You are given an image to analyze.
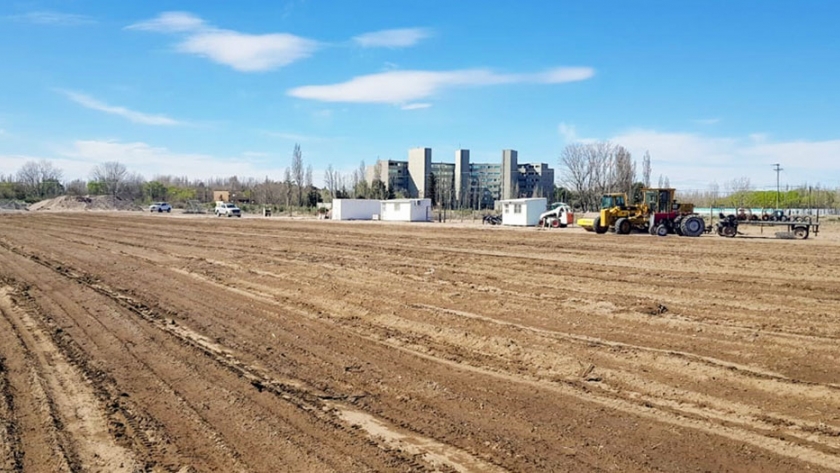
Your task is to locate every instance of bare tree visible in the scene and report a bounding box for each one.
[91,161,128,203]
[283,167,293,215]
[559,143,590,209]
[724,176,751,207]
[642,151,651,188]
[291,144,304,207]
[16,160,63,199]
[611,145,635,198]
[66,179,87,196]
[324,164,336,199]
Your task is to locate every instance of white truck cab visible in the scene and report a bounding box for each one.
[215,201,242,217]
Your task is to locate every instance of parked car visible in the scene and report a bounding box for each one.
[149,202,172,213]
[215,201,242,217]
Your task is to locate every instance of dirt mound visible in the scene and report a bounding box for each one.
[28,195,142,212]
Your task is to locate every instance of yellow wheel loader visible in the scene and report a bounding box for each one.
[578,188,705,237]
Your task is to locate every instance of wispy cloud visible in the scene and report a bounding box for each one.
[59,90,184,126]
[693,118,721,125]
[353,28,432,48]
[6,11,95,26]
[288,67,594,104]
[125,11,204,32]
[127,11,318,72]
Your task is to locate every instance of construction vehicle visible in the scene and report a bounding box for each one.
[578,188,705,237]
[538,202,574,228]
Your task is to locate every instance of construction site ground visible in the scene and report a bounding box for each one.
[1,212,839,472]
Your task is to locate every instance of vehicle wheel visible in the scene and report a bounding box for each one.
[615,217,631,235]
[158,208,163,212]
[593,217,608,234]
[538,218,545,227]
[167,209,171,213]
[793,226,809,240]
[551,218,561,228]
[237,214,242,218]
[762,214,769,221]
[722,225,737,238]
[680,215,705,237]
[655,224,669,237]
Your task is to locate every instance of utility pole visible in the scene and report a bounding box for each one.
[772,163,783,208]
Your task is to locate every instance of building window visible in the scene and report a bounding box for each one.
[514,204,522,214]
[504,204,510,213]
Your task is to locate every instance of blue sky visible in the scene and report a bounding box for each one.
[1,0,839,190]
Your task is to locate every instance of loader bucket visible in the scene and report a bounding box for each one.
[577,218,595,231]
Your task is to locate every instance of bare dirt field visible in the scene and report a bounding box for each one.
[1,212,839,472]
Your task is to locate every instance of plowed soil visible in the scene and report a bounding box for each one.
[1,212,839,472]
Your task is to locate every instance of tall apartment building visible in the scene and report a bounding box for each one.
[407,147,432,199]
[366,147,555,208]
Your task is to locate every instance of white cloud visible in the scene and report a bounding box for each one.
[353,28,432,48]
[178,31,317,72]
[125,11,205,32]
[59,90,184,126]
[127,11,318,72]
[401,103,431,110]
[7,11,95,26]
[607,128,840,189]
[288,67,595,104]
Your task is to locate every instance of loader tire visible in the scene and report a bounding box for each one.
[593,217,608,234]
[615,217,631,235]
[680,216,705,237]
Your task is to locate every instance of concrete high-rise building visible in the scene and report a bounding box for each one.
[517,162,555,198]
[408,147,432,199]
[501,149,519,200]
[366,159,409,195]
[364,146,554,209]
[454,149,470,206]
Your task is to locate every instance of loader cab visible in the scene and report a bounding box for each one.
[600,194,626,210]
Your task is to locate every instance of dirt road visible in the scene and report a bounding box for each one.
[1,212,839,472]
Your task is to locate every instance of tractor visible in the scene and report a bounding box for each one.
[578,188,705,237]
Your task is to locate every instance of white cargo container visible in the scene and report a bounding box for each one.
[380,199,431,222]
[331,199,381,221]
[498,198,547,226]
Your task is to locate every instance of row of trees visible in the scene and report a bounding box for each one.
[680,178,838,209]
[1,145,390,210]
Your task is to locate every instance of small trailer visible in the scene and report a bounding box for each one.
[715,214,820,239]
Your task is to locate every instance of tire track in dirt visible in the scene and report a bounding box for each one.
[0,352,24,472]
[0,284,138,472]
[0,238,508,473]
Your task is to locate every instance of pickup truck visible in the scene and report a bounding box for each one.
[214,201,242,217]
